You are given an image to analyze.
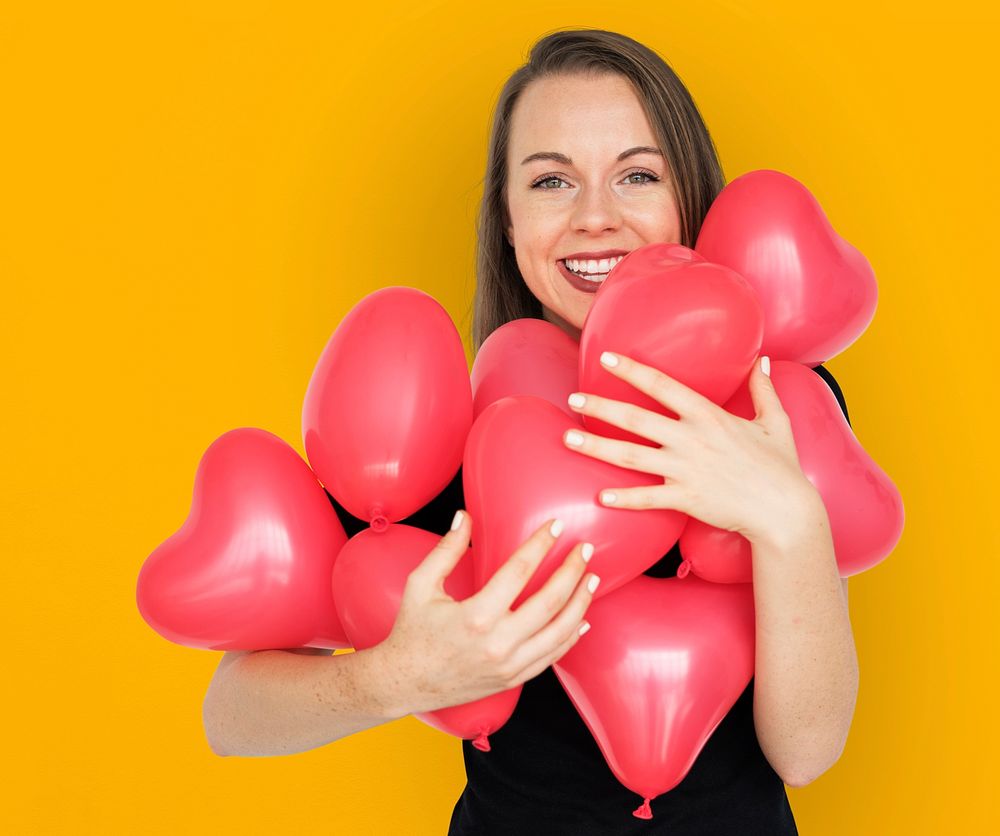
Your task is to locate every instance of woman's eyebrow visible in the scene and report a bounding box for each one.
[520,146,663,165]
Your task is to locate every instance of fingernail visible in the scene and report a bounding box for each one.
[761,355,770,377]
[565,430,584,447]
[581,542,594,563]
[600,351,619,367]
[600,491,617,505]
[450,510,464,531]
[578,621,591,636]
[587,575,601,594]
[549,518,564,538]
[567,392,587,409]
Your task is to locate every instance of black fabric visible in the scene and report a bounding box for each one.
[326,363,850,834]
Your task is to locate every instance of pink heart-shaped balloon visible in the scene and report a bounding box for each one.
[302,286,473,528]
[136,428,352,651]
[332,524,520,749]
[554,574,756,819]
[579,242,764,446]
[463,395,687,610]
[695,169,878,366]
[679,361,905,581]
[471,317,582,422]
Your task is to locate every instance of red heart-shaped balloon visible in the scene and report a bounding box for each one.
[679,361,905,581]
[302,286,473,528]
[471,317,582,423]
[579,242,764,446]
[136,428,352,651]
[463,395,686,610]
[695,169,878,366]
[554,574,756,819]
[553,575,755,818]
[333,524,520,750]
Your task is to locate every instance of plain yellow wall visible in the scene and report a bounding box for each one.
[3,2,996,833]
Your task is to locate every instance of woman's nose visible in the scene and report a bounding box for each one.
[570,186,622,233]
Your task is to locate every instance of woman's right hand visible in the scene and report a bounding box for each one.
[372,510,599,716]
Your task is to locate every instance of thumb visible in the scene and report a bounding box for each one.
[748,355,781,423]
[410,509,471,596]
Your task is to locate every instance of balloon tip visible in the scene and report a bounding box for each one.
[369,505,389,532]
[633,797,653,819]
[472,732,491,752]
[677,560,691,579]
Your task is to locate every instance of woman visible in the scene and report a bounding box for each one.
[203,28,858,835]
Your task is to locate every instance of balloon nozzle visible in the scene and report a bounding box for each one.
[369,505,389,532]
[633,797,653,819]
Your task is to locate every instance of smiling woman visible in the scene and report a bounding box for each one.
[449,27,858,836]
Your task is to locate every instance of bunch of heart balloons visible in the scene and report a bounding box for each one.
[136,169,904,820]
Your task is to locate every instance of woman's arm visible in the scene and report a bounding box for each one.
[202,645,407,757]
[749,488,859,787]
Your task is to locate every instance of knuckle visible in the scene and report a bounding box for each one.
[464,609,491,635]
[651,376,672,403]
[622,409,643,434]
[496,658,519,682]
[541,589,564,616]
[485,639,513,676]
[483,640,509,664]
[509,553,536,583]
[620,445,640,468]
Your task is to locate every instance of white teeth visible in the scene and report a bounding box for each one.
[565,254,624,274]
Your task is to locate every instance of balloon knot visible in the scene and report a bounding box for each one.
[472,732,491,752]
[633,797,653,819]
[369,505,389,532]
[677,560,691,579]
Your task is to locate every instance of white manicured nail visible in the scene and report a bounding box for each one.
[549,518,564,538]
[568,392,587,409]
[587,575,601,594]
[581,542,594,562]
[600,351,619,367]
[450,510,464,531]
[761,355,771,377]
[565,430,584,447]
[578,621,591,636]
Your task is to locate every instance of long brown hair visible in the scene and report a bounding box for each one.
[470,28,727,354]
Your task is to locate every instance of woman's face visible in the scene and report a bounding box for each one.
[505,72,683,341]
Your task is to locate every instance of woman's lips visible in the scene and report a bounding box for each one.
[556,259,608,294]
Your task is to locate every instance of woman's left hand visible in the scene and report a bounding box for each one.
[563,351,819,545]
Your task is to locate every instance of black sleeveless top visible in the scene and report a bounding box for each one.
[327,364,850,835]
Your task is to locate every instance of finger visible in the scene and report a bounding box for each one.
[567,392,683,448]
[465,517,563,617]
[599,350,713,422]
[597,482,687,511]
[506,568,598,676]
[748,355,785,424]
[408,508,471,598]
[598,482,688,512]
[563,425,669,476]
[501,541,593,643]
[511,614,590,686]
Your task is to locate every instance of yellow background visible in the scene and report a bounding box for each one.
[3,1,996,833]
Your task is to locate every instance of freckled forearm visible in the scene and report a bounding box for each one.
[749,490,859,785]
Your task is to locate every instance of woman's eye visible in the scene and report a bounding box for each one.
[531,175,568,190]
[626,170,660,185]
